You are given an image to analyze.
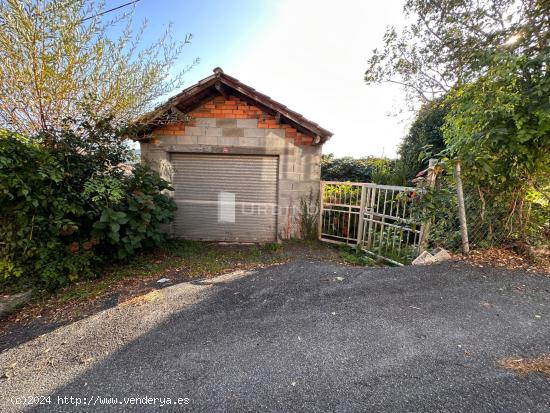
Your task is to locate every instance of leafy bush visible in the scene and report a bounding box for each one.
[0,120,175,291]
[91,165,176,259]
[321,154,409,186]
[397,98,448,182]
[0,134,91,288]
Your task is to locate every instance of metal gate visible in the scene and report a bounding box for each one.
[319,181,424,265]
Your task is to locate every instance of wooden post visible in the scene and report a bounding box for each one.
[419,159,438,252]
[453,161,470,255]
[356,185,367,248]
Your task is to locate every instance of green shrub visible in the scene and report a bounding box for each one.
[91,164,176,259]
[0,120,175,291]
[0,134,91,286]
[321,154,409,186]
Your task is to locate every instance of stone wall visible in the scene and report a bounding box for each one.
[140,95,322,239]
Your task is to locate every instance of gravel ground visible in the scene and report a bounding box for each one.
[1,260,550,412]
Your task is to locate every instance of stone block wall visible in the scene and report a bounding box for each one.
[140,95,323,239]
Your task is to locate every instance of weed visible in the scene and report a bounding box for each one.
[299,191,319,240]
[264,242,283,252]
[339,247,377,266]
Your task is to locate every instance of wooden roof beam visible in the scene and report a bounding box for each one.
[215,81,229,99]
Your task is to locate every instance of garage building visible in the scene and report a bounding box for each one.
[135,68,333,242]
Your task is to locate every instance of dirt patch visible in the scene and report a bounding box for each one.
[463,247,550,275]
[119,290,162,306]
[499,354,550,380]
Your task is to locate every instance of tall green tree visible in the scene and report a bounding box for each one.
[0,0,198,134]
[397,98,448,180]
[365,0,548,102]
[366,0,549,243]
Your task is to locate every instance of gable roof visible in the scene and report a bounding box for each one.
[134,68,333,143]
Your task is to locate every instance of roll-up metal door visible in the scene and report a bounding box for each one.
[170,153,278,242]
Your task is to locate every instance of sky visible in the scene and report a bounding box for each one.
[119,0,410,158]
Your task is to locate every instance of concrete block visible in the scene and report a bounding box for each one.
[204,127,222,137]
[281,171,302,181]
[159,136,177,145]
[222,127,244,137]
[278,180,294,193]
[177,136,198,145]
[239,137,264,147]
[265,136,286,148]
[412,251,436,265]
[198,136,218,145]
[194,118,217,127]
[218,136,239,146]
[266,128,285,138]
[244,128,266,138]
[433,248,453,262]
[185,126,205,136]
[216,118,237,128]
[236,118,258,128]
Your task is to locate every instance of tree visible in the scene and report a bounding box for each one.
[321,154,406,185]
[397,97,448,181]
[0,0,198,134]
[366,0,550,244]
[365,0,549,104]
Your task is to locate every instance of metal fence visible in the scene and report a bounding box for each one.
[319,181,424,265]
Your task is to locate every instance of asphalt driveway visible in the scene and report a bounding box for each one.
[1,260,550,412]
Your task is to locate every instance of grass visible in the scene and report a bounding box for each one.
[337,245,383,266]
[1,239,381,326]
[55,240,287,304]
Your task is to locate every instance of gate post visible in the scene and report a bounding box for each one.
[366,186,376,249]
[318,181,325,240]
[356,185,367,248]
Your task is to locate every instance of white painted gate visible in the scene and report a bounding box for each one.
[319,181,424,265]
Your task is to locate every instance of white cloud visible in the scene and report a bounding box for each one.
[234,0,410,158]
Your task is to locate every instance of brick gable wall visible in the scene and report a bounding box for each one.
[152,95,314,146]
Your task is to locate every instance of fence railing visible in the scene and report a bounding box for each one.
[319,181,424,265]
